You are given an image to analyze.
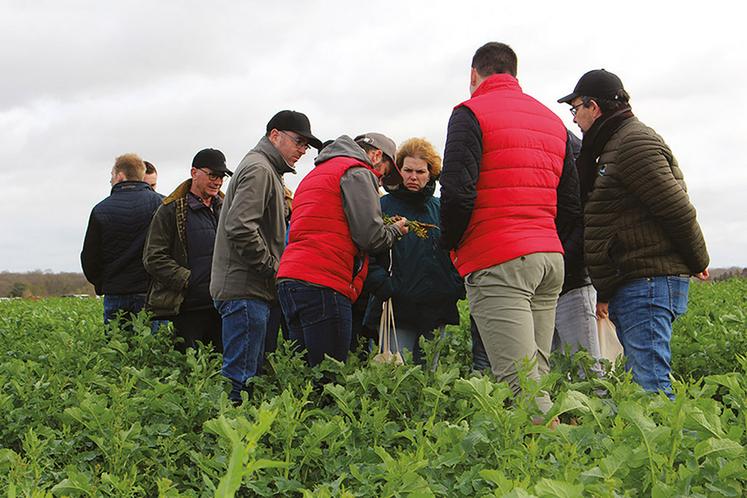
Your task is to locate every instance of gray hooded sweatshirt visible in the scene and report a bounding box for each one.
[315,135,401,256]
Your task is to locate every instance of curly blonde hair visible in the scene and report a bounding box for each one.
[395,137,442,179]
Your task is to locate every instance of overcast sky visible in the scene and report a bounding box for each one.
[2,0,745,272]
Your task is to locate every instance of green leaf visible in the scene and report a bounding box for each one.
[51,470,94,496]
[533,478,583,498]
[686,405,725,438]
[694,437,743,461]
[502,489,537,498]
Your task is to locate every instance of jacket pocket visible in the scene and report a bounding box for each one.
[146,280,184,316]
[605,234,626,276]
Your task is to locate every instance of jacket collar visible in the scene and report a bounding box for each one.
[471,73,522,98]
[254,135,296,176]
[110,180,151,194]
[163,178,225,206]
[386,177,436,203]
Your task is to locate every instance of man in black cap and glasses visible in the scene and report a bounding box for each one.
[143,148,232,353]
[211,110,322,404]
[558,69,709,398]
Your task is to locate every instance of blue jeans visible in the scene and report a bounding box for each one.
[609,276,689,398]
[277,280,352,366]
[214,298,270,402]
[103,293,146,324]
[150,319,170,334]
[263,303,288,355]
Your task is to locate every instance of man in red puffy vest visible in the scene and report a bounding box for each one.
[440,42,578,416]
[277,134,408,366]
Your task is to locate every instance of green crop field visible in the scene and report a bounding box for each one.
[1,279,746,497]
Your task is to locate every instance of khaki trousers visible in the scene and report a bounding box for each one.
[465,252,564,413]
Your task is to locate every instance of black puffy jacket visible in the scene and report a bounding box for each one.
[81,181,162,295]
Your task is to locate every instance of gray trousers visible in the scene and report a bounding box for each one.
[554,284,603,377]
[555,285,601,356]
[466,252,564,413]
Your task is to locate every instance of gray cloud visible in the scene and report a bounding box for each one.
[1,1,745,271]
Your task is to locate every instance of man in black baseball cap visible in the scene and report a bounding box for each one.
[143,147,230,355]
[557,69,631,137]
[267,110,323,151]
[557,69,709,400]
[211,109,322,404]
[192,148,233,177]
[557,69,625,104]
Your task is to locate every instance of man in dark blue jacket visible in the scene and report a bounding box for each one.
[81,153,163,324]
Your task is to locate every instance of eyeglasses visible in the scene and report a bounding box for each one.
[569,102,585,116]
[198,168,226,181]
[279,130,310,150]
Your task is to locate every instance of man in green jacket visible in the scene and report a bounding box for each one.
[143,148,231,352]
[558,69,710,398]
[211,110,322,404]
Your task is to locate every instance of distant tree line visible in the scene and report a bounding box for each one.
[0,271,94,297]
[709,267,747,282]
[0,268,744,298]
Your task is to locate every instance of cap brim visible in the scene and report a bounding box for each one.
[296,131,323,150]
[208,166,233,176]
[381,164,403,187]
[557,92,578,104]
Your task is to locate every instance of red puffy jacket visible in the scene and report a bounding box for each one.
[277,156,373,301]
[452,74,566,276]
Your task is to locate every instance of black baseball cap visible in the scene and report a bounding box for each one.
[266,110,323,150]
[192,148,233,176]
[558,69,625,103]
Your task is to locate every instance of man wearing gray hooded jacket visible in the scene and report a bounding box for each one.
[277,134,408,366]
[211,110,322,403]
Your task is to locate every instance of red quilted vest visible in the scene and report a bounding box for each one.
[277,156,375,301]
[453,74,566,276]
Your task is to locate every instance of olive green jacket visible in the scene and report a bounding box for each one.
[584,117,709,301]
[143,180,223,317]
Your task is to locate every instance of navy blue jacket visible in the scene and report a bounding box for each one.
[364,180,465,332]
[182,193,221,309]
[81,181,162,295]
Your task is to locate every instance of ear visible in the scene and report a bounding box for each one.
[190,167,198,180]
[268,129,281,147]
[470,68,480,93]
[590,100,604,120]
[112,170,126,184]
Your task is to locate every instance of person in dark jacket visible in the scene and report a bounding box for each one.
[143,148,231,352]
[364,137,464,365]
[558,69,710,397]
[552,130,602,368]
[81,153,163,324]
[143,161,161,195]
